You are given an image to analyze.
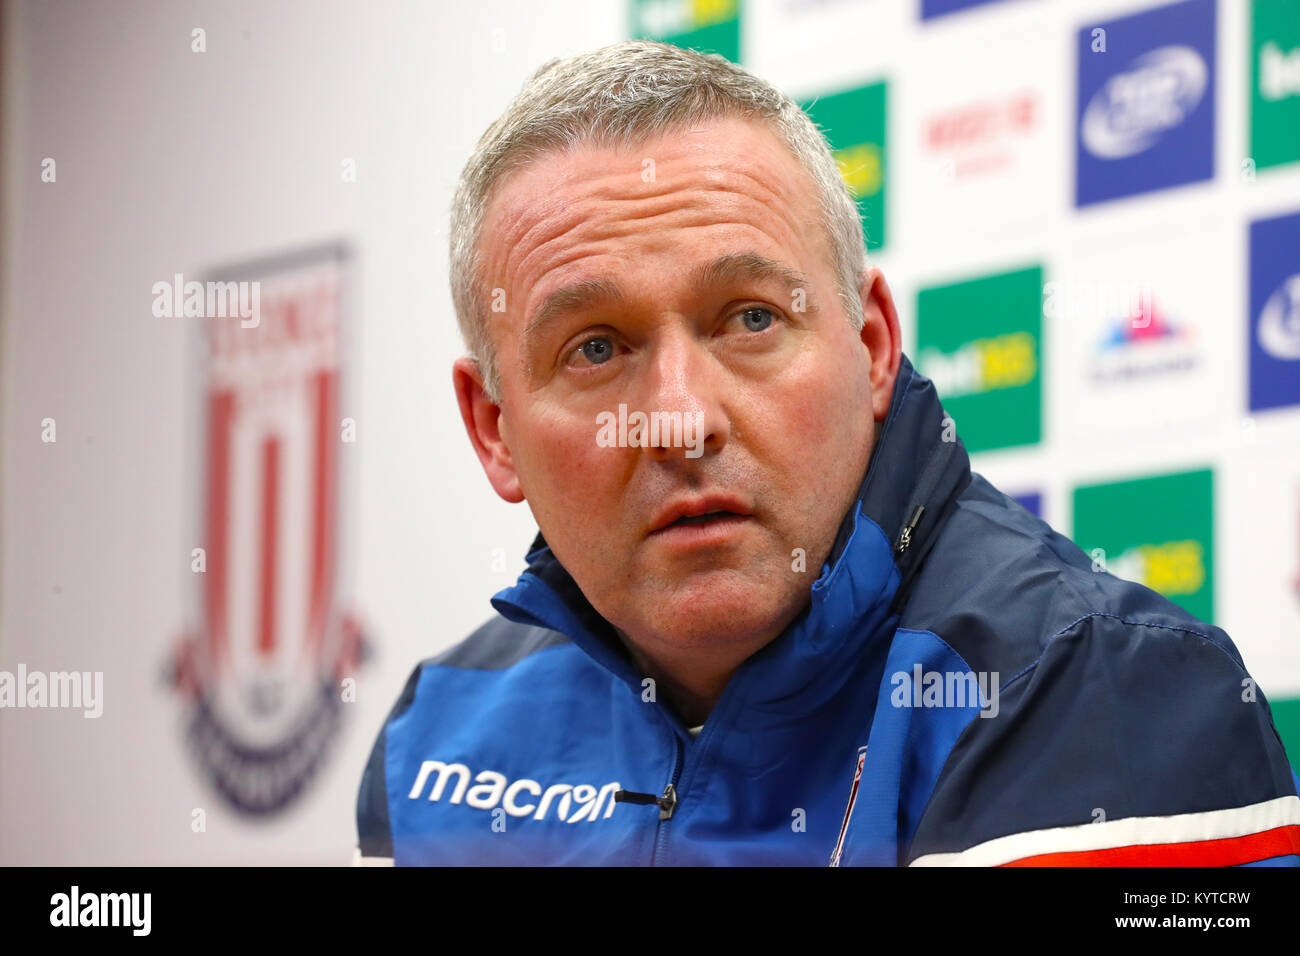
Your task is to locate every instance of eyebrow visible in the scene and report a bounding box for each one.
[522,251,817,344]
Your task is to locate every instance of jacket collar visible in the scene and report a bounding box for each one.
[490,353,972,712]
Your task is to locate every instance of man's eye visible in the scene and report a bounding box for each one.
[572,336,615,366]
[736,307,775,332]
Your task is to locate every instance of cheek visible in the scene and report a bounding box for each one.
[511,409,624,523]
[771,352,863,450]
[747,349,872,505]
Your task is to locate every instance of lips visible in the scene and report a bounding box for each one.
[670,511,735,527]
[649,494,754,535]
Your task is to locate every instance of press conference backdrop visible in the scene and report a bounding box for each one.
[1,0,1298,865]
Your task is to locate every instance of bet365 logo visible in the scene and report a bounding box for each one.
[1073,469,1215,623]
[1251,0,1300,171]
[631,0,740,62]
[801,81,888,251]
[917,266,1042,454]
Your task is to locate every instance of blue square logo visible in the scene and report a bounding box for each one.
[1249,210,1300,413]
[1011,491,1042,518]
[1075,0,1216,207]
[921,0,1003,19]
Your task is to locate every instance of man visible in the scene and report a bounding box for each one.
[355,40,1300,866]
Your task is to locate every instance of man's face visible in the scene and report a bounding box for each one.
[458,115,900,662]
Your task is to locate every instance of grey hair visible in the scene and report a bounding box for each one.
[448,39,868,403]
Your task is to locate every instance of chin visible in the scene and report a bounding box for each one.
[637,585,796,649]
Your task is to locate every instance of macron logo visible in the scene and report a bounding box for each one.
[408,760,621,823]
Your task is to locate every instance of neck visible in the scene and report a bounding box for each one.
[614,626,777,728]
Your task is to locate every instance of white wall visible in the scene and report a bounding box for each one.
[0,0,622,865]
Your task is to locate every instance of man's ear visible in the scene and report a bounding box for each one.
[453,356,525,504]
[857,265,903,423]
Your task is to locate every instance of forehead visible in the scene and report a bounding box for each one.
[488,114,815,209]
[478,115,831,313]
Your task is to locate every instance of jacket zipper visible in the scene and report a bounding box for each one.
[651,735,685,865]
[895,504,925,557]
[505,581,693,863]
[614,724,685,864]
[614,782,678,820]
[893,429,957,561]
[889,434,966,614]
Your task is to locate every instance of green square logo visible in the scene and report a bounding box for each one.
[1251,0,1300,171]
[630,0,741,63]
[1273,697,1300,773]
[1073,468,1215,624]
[800,82,888,251]
[916,265,1042,453]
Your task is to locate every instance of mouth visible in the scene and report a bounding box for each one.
[661,509,746,529]
[649,510,753,552]
[648,494,755,536]
[647,495,755,551]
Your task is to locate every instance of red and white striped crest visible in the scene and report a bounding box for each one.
[172,244,363,814]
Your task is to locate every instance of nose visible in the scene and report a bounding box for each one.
[637,327,729,464]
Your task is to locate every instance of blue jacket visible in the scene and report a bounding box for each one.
[356,355,1300,866]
